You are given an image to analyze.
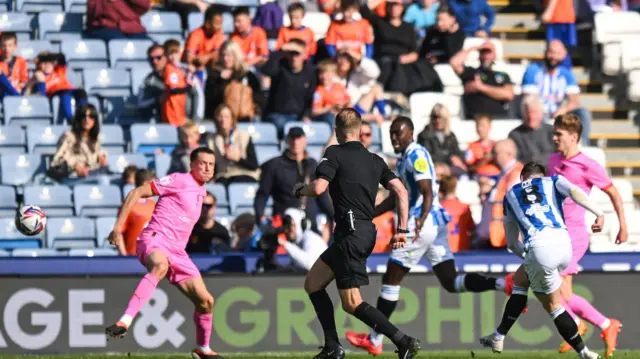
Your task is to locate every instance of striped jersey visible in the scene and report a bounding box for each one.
[503,175,573,243]
[396,142,450,226]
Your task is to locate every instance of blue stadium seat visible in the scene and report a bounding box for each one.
[0,14,34,39]
[214,215,233,231]
[73,185,122,217]
[0,218,43,249]
[154,153,171,178]
[46,217,96,248]
[12,248,60,256]
[222,13,234,34]
[60,39,108,70]
[102,96,146,124]
[228,183,258,214]
[83,69,132,97]
[0,249,8,256]
[23,185,74,216]
[198,122,216,135]
[369,123,382,145]
[0,126,27,153]
[95,216,116,247]
[15,40,56,70]
[148,33,183,45]
[108,39,154,69]
[18,0,63,13]
[122,184,134,198]
[38,13,83,42]
[69,248,119,256]
[0,0,7,11]
[0,186,17,216]
[307,145,323,161]
[187,12,233,34]
[51,95,100,124]
[141,12,182,36]
[130,64,153,96]
[1,154,45,185]
[205,183,230,215]
[63,0,86,12]
[3,96,52,125]
[99,125,125,154]
[255,145,280,165]
[283,122,332,145]
[26,125,67,155]
[130,124,178,154]
[237,123,279,146]
[107,153,148,174]
[218,0,259,7]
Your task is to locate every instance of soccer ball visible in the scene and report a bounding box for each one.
[15,205,47,236]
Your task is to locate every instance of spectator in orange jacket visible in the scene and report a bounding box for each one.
[439,175,475,252]
[0,32,28,98]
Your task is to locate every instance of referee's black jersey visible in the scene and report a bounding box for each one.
[315,141,398,221]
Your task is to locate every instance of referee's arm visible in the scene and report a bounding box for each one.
[294,147,338,198]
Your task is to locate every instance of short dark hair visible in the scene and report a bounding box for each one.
[190,147,215,162]
[393,116,414,131]
[135,169,155,187]
[521,162,546,180]
[147,44,164,58]
[1,32,17,44]
[204,4,223,22]
[205,191,217,203]
[437,4,456,17]
[341,0,360,11]
[289,38,307,48]
[288,2,305,13]
[233,6,250,17]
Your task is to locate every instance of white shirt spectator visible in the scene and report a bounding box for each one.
[280,208,328,271]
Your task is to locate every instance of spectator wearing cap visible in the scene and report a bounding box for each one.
[254,126,334,231]
[262,39,317,138]
[450,41,515,119]
[521,40,592,143]
[448,0,495,37]
[419,5,465,65]
[508,94,555,168]
[85,0,150,42]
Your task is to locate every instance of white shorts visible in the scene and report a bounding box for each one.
[523,227,573,295]
[389,215,453,269]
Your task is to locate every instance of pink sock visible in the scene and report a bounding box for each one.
[567,295,609,328]
[124,273,160,318]
[194,310,213,348]
[561,297,579,321]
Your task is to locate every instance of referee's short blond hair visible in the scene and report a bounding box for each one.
[335,108,362,136]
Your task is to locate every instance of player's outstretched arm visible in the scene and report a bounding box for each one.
[109,182,155,246]
[604,185,629,244]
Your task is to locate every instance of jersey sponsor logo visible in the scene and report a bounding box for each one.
[525,203,551,216]
[413,157,428,173]
[169,72,179,85]
[157,176,173,186]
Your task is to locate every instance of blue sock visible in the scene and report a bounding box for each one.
[0,73,20,96]
[35,82,47,96]
[374,100,387,116]
[354,104,366,115]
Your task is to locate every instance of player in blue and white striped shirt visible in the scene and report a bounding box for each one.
[347,116,508,355]
[479,162,604,359]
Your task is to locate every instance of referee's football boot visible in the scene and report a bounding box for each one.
[105,321,128,340]
[479,332,504,353]
[395,337,420,359]
[191,348,224,359]
[313,345,346,359]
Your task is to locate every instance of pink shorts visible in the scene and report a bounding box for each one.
[560,227,589,276]
[136,238,200,285]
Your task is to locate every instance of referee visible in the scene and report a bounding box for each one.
[294,108,420,359]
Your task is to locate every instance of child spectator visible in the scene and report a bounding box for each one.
[312,60,351,127]
[118,169,156,256]
[121,165,138,185]
[165,39,204,120]
[277,3,317,60]
[160,41,192,127]
[230,6,270,67]
[184,5,225,73]
[403,0,440,38]
[23,52,87,123]
[465,114,500,177]
[325,0,374,59]
[0,32,28,98]
[439,175,475,252]
[169,120,201,174]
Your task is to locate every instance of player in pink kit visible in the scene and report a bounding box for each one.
[105,148,222,359]
[549,114,627,358]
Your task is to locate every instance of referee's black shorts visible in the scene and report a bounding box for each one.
[320,220,376,290]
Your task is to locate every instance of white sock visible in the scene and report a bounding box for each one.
[599,318,611,330]
[198,345,211,353]
[575,317,582,326]
[580,347,591,357]
[495,278,506,291]
[492,330,505,341]
[369,332,384,347]
[118,314,133,328]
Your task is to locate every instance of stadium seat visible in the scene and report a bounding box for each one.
[307,145,323,161]
[18,0,63,14]
[0,217,43,248]
[0,186,16,216]
[0,0,7,11]
[154,153,171,178]
[1,154,44,186]
[46,217,96,248]
[0,249,8,256]
[283,11,331,40]
[198,122,216,135]
[238,123,279,146]
[255,145,281,165]
[73,185,122,217]
[108,39,154,69]
[0,13,34,39]
[26,125,67,155]
[369,123,382,146]
[148,33,184,45]
[3,96,53,125]
[95,216,116,247]
[218,0,259,6]
[581,146,606,168]
[107,153,148,174]
[12,248,60,256]
[131,65,153,96]
[130,124,178,153]
[490,120,521,142]
[102,96,148,125]
[214,215,233,230]
[228,183,258,214]
[60,39,108,70]
[23,185,74,216]
[83,69,132,97]
[38,13,83,42]
[205,183,230,215]
[433,64,463,95]
[68,248,119,256]
[409,92,463,129]
[187,12,204,32]
[63,0,86,12]
[51,95,100,124]
[122,184,134,198]
[0,126,27,153]
[283,122,332,145]
[99,125,126,154]
[141,12,182,37]
[15,40,56,70]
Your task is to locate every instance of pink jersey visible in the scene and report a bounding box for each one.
[143,172,206,249]
[548,152,613,227]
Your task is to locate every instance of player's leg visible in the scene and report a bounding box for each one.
[106,249,168,339]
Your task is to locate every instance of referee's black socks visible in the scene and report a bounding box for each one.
[309,290,341,348]
[353,302,410,347]
[552,307,586,353]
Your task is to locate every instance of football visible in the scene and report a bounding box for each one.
[15,205,47,236]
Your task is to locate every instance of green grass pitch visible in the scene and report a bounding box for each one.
[3,352,640,359]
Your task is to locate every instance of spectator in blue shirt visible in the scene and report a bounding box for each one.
[521,40,592,143]
[448,0,495,37]
[403,0,440,38]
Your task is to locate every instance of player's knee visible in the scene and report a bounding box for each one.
[150,261,169,278]
[303,276,317,294]
[341,299,360,314]
[198,293,214,313]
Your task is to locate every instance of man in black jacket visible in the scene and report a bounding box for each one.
[254,127,334,229]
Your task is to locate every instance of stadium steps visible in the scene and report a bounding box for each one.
[613,176,640,195]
